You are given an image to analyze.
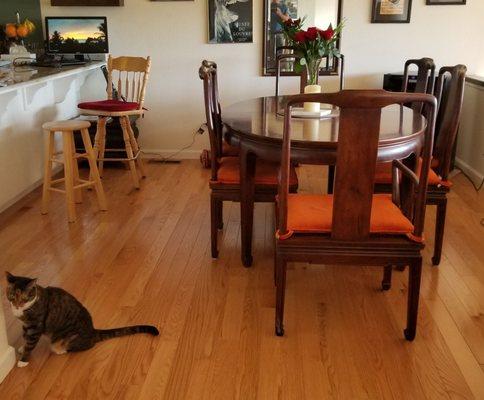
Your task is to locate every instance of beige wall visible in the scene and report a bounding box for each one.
[456,81,484,183]
[40,0,484,156]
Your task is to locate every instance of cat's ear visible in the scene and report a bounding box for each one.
[25,279,37,291]
[5,272,15,284]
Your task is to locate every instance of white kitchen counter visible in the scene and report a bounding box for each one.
[0,61,106,213]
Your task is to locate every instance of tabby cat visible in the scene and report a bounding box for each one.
[5,272,159,367]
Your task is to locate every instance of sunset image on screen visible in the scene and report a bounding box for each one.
[48,18,107,53]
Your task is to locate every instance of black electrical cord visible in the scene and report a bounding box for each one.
[144,125,205,163]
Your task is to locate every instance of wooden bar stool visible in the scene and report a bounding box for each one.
[78,55,151,189]
[41,120,107,223]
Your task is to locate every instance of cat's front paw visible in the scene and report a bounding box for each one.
[17,345,24,355]
[17,360,29,368]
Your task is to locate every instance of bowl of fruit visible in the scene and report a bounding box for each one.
[3,13,36,54]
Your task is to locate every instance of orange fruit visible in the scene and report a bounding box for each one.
[16,24,29,38]
[5,23,17,38]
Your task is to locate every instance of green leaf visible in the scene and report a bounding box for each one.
[299,57,307,66]
[294,62,303,74]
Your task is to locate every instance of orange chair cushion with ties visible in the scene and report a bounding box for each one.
[215,156,298,186]
[78,100,140,112]
[285,193,414,236]
[374,158,449,187]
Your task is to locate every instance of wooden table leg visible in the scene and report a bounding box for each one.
[240,144,256,268]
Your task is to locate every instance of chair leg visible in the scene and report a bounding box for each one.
[382,265,392,291]
[432,198,447,266]
[81,128,107,211]
[327,165,335,194]
[41,131,55,215]
[120,116,140,189]
[92,117,107,178]
[62,132,76,223]
[275,254,287,336]
[216,199,223,229]
[126,117,146,178]
[404,258,422,341]
[71,135,82,204]
[210,194,219,258]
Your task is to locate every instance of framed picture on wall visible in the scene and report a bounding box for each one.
[208,0,253,44]
[426,0,466,4]
[371,0,412,23]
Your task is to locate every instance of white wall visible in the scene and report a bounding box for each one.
[40,0,484,156]
[456,80,484,183]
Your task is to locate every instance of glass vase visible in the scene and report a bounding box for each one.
[306,57,322,86]
[303,57,322,113]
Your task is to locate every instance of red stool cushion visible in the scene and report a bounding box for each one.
[78,100,139,112]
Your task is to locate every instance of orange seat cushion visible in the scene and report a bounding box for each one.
[374,160,443,186]
[216,157,298,186]
[286,193,414,235]
[78,100,139,112]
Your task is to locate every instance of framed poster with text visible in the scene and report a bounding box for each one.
[371,0,412,23]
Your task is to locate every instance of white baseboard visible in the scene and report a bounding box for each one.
[141,149,202,160]
[0,346,15,383]
[0,165,63,214]
[455,157,484,185]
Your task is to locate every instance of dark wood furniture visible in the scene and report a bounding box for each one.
[223,95,429,267]
[328,57,436,194]
[51,0,124,5]
[375,65,467,265]
[274,90,437,339]
[199,63,299,259]
[402,58,436,112]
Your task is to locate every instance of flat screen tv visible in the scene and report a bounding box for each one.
[45,16,109,55]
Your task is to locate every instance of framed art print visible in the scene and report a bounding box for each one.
[371,0,412,23]
[426,0,466,4]
[208,0,253,44]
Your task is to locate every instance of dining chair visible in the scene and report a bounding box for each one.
[374,65,467,265]
[274,90,437,340]
[403,57,436,114]
[199,60,239,168]
[199,62,299,258]
[78,55,151,189]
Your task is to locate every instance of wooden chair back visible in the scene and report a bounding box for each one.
[202,60,223,146]
[278,90,437,241]
[432,65,467,180]
[402,58,435,113]
[199,63,221,180]
[106,55,151,110]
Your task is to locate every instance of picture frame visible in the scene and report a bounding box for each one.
[208,0,253,44]
[426,0,466,4]
[371,0,412,23]
[262,0,343,76]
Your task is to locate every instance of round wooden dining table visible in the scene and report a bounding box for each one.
[222,96,427,267]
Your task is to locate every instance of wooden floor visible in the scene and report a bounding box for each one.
[0,161,483,399]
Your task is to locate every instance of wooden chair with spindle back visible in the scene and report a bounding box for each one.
[199,62,299,258]
[78,55,151,189]
[274,90,437,340]
[374,64,467,266]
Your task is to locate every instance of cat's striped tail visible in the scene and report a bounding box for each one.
[94,325,159,342]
